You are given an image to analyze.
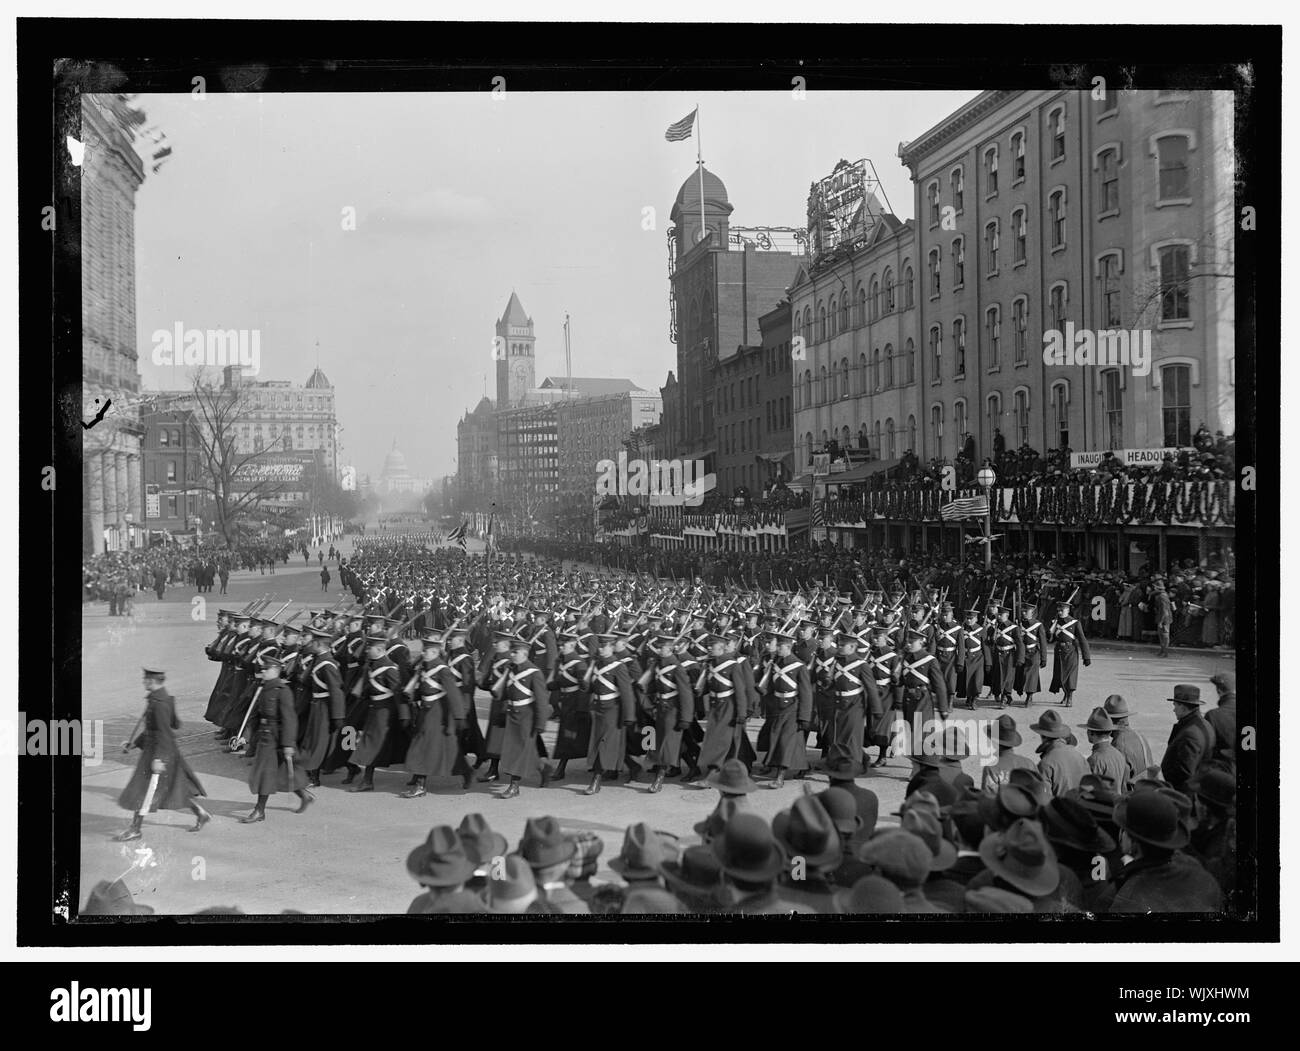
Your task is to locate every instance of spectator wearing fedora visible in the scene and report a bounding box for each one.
[456,813,509,897]
[1080,708,1131,793]
[1031,710,1090,797]
[815,786,872,887]
[906,724,975,798]
[1039,796,1117,910]
[1103,695,1153,783]
[773,796,843,913]
[1189,769,1237,906]
[980,714,1037,795]
[1161,685,1217,793]
[486,855,543,914]
[714,812,813,914]
[1094,792,1223,913]
[1069,774,1124,858]
[929,798,991,908]
[822,757,879,849]
[594,823,681,914]
[967,819,1069,913]
[1204,672,1237,774]
[518,816,588,914]
[856,830,950,913]
[660,845,728,913]
[405,826,490,914]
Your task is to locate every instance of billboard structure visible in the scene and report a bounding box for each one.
[805,158,890,267]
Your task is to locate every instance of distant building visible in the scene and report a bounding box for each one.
[556,387,663,510]
[139,409,215,535]
[456,395,498,510]
[375,439,431,498]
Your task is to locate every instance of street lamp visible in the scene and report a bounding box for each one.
[976,465,997,570]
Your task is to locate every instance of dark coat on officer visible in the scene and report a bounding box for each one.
[1048,615,1091,693]
[697,656,748,770]
[646,656,695,769]
[551,652,592,761]
[762,656,812,772]
[1203,699,1236,772]
[247,679,309,795]
[447,644,487,760]
[586,655,635,772]
[825,654,876,768]
[203,628,236,723]
[1013,619,1048,695]
[1161,709,1216,792]
[350,655,403,768]
[897,646,950,722]
[984,619,1024,698]
[402,658,467,777]
[929,620,962,696]
[298,654,344,770]
[958,623,985,699]
[119,688,207,812]
[498,660,552,779]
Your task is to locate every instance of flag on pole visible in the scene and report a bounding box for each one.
[940,495,990,521]
[665,108,697,142]
[447,520,468,550]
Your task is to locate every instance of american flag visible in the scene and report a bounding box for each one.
[940,495,990,521]
[665,108,697,142]
[446,520,468,549]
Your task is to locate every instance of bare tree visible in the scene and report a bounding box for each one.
[184,371,291,544]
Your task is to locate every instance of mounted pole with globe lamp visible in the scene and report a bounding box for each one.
[976,465,997,571]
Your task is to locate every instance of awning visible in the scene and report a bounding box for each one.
[826,456,903,485]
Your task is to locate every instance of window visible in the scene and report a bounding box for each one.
[1013,388,1029,445]
[158,429,169,446]
[954,399,967,451]
[930,404,943,451]
[1099,253,1123,327]
[1012,297,1028,364]
[872,348,882,391]
[1159,244,1192,322]
[907,415,917,452]
[1050,282,1068,332]
[166,495,178,518]
[1099,147,1120,213]
[951,166,964,212]
[928,181,940,226]
[839,294,850,331]
[884,344,894,388]
[1012,208,1027,263]
[873,421,882,458]
[1102,369,1124,449]
[166,460,177,483]
[929,249,941,297]
[903,266,914,308]
[818,303,826,342]
[986,220,999,272]
[802,370,812,409]
[929,326,942,380]
[1012,131,1026,181]
[886,418,896,459]
[858,353,867,395]
[985,146,998,195]
[986,306,1001,367]
[883,269,895,313]
[840,357,851,399]
[1157,134,1191,200]
[856,285,866,326]
[1049,106,1066,161]
[904,338,916,384]
[1052,381,1070,449]
[952,238,964,287]
[952,318,966,375]
[870,277,880,321]
[828,296,837,337]
[802,308,812,346]
[1161,365,1192,446]
[986,392,1003,438]
[1049,189,1066,248]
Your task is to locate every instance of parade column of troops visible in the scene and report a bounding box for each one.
[116,536,1105,830]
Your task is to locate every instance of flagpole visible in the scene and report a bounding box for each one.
[695,106,707,246]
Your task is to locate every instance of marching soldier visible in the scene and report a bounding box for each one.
[527,609,559,679]
[241,655,314,823]
[984,603,1023,709]
[495,636,554,798]
[115,668,210,841]
[477,633,513,783]
[614,630,648,774]
[864,625,900,767]
[299,627,345,787]
[827,633,878,772]
[1048,598,1091,708]
[1014,602,1048,707]
[692,634,749,786]
[400,633,473,796]
[644,634,695,794]
[958,606,986,710]
[583,634,635,794]
[344,634,402,792]
[549,631,592,782]
[898,627,950,726]
[929,602,962,699]
[761,632,812,789]
[445,624,487,767]
[809,628,839,760]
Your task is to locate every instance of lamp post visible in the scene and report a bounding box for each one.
[976,465,997,571]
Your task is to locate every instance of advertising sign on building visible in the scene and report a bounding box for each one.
[1069,448,1187,469]
[812,453,831,477]
[145,483,161,519]
[806,159,879,264]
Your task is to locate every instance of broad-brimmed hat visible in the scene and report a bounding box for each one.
[487,854,538,914]
[833,874,905,914]
[406,826,476,887]
[82,878,155,916]
[1114,791,1189,850]
[1081,707,1116,734]
[456,813,508,869]
[707,758,758,795]
[660,845,725,904]
[978,783,1039,831]
[815,786,863,835]
[900,806,958,871]
[517,816,577,870]
[1039,797,1116,854]
[978,819,1061,898]
[825,756,863,780]
[1190,768,1237,810]
[992,714,1022,749]
[772,796,842,869]
[1071,774,1122,821]
[610,823,680,881]
[857,829,933,889]
[1169,684,1204,706]
[909,724,969,767]
[1030,709,1070,739]
[1102,694,1131,720]
[711,812,786,883]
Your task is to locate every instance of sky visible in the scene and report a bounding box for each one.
[131,88,978,481]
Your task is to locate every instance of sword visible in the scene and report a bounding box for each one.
[139,759,165,813]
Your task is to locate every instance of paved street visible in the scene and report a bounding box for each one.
[80,541,1235,914]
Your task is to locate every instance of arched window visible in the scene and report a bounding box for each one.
[840,357,850,399]
[1050,282,1069,332]
[1012,207,1027,264]
[952,317,966,376]
[856,284,866,326]
[929,404,943,453]
[874,420,882,457]
[870,277,880,321]
[827,295,837,337]
[884,344,894,388]
[904,338,916,384]
[986,220,999,272]
[1013,387,1030,445]
[857,423,869,451]
[1101,368,1124,449]
[1051,380,1070,449]
[802,307,812,346]
[817,302,827,342]
[885,417,896,459]
[804,431,814,467]
[818,365,828,404]
[1161,364,1192,446]
[985,145,999,195]
[803,369,813,409]
[986,305,1001,367]
[928,249,941,297]
[951,166,964,212]
[828,363,837,402]
[1048,105,1066,161]
[954,398,968,452]
[841,425,852,449]
[858,353,867,395]
[883,268,895,313]
[839,295,850,332]
[952,237,965,287]
[907,414,917,452]
[903,266,914,308]
[1012,296,1029,364]
[872,347,882,391]
[927,180,940,226]
[929,325,942,380]
[986,392,1003,438]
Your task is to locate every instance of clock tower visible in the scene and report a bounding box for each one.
[495,290,535,409]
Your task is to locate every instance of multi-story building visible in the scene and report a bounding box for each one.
[139,409,215,535]
[455,396,498,511]
[898,88,1234,466]
[756,299,795,484]
[82,94,147,553]
[667,167,804,469]
[556,387,662,510]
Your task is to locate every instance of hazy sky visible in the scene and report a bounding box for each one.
[131,89,977,480]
